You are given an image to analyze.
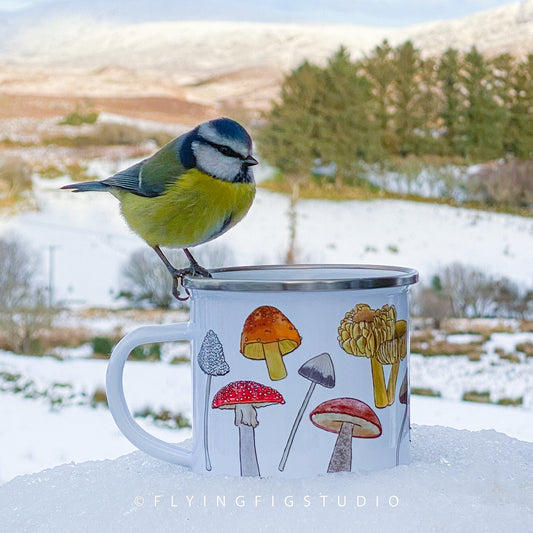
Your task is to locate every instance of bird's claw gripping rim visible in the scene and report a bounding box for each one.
[172,273,191,301]
[171,266,212,301]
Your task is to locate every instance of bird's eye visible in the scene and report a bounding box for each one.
[217,145,241,159]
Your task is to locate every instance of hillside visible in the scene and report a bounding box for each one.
[0,2,532,118]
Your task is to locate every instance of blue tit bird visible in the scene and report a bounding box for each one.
[62,117,258,300]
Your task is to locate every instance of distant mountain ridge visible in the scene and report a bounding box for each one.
[0,0,532,78]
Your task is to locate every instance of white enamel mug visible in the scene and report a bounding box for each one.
[106,265,418,477]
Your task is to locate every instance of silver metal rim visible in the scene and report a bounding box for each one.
[183,264,419,292]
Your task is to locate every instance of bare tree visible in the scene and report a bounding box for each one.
[0,236,56,353]
[118,244,236,308]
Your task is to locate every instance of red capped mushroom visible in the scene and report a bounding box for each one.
[212,380,285,476]
[310,397,382,473]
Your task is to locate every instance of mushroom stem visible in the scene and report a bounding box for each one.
[387,362,400,406]
[263,342,287,380]
[396,404,409,465]
[370,357,388,409]
[203,374,212,471]
[234,403,259,428]
[278,381,317,471]
[327,421,354,473]
[238,424,260,477]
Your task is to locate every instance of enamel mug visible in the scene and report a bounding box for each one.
[106,265,418,477]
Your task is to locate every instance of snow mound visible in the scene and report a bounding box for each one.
[1,426,531,532]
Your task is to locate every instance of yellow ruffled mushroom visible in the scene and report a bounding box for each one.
[338,304,406,408]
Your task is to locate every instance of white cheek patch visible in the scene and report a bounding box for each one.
[193,141,242,182]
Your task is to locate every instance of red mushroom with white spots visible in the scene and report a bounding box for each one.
[310,397,382,473]
[212,380,285,476]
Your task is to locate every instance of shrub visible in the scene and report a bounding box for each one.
[59,109,99,126]
[411,387,441,397]
[0,236,56,354]
[130,343,161,361]
[91,388,108,407]
[467,159,533,210]
[118,244,236,309]
[462,390,491,403]
[413,264,532,320]
[91,336,114,357]
[0,156,33,199]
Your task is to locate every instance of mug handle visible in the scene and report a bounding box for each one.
[106,322,196,466]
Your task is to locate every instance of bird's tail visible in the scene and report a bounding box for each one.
[61,181,108,192]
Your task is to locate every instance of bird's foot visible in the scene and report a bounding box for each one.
[168,264,212,301]
[171,273,191,301]
[152,246,211,301]
[188,262,212,279]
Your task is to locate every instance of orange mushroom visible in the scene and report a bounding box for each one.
[240,305,301,380]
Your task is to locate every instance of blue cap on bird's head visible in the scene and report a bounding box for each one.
[206,117,253,148]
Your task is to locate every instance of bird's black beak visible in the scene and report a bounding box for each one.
[244,155,259,166]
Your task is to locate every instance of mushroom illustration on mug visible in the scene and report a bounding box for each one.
[278,353,335,472]
[240,305,302,381]
[212,380,285,477]
[310,398,382,473]
[197,330,230,471]
[396,371,409,465]
[338,303,407,408]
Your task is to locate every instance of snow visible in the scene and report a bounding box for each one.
[410,332,533,408]
[0,425,531,533]
[411,396,533,442]
[0,172,532,307]
[2,2,533,76]
[445,333,485,344]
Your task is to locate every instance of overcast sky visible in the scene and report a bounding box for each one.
[0,0,520,27]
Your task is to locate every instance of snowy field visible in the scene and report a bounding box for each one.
[0,168,532,307]
[0,160,532,530]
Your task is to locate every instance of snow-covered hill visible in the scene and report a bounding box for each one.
[0,1,532,79]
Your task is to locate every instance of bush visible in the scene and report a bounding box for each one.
[467,159,533,210]
[130,343,161,361]
[0,236,56,354]
[118,244,236,309]
[413,263,532,320]
[91,336,114,357]
[59,109,99,126]
[0,156,33,199]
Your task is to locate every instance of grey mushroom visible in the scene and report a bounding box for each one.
[198,330,229,471]
[278,353,335,471]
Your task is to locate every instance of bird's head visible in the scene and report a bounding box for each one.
[187,118,258,183]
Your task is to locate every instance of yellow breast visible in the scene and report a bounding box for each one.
[118,169,255,248]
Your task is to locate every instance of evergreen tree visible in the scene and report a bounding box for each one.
[505,54,533,158]
[416,57,442,154]
[491,53,516,155]
[318,47,383,183]
[391,41,424,156]
[437,48,463,155]
[460,47,505,160]
[257,61,325,178]
[361,40,396,152]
